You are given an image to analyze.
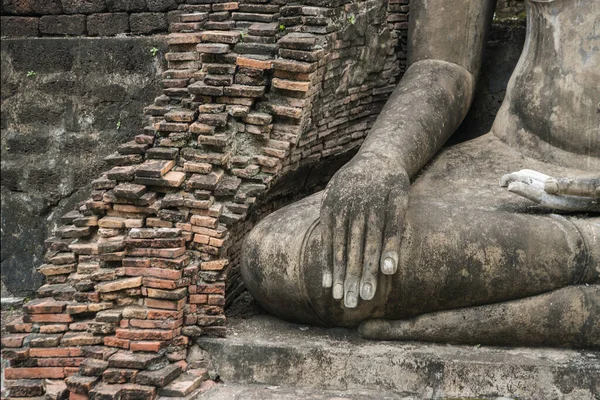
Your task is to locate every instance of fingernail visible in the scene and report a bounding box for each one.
[333,283,344,299]
[544,180,559,194]
[382,257,396,274]
[322,272,333,288]
[344,291,358,308]
[361,282,373,299]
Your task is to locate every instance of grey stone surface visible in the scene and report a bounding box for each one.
[240,0,599,348]
[198,315,600,399]
[197,383,414,400]
[0,296,25,310]
[0,37,166,296]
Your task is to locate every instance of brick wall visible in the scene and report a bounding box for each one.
[1,0,184,37]
[1,1,409,399]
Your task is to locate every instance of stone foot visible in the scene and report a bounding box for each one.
[358,285,600,348]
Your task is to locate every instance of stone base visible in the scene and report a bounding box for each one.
[197,315,600,400]
[196,383,412,400]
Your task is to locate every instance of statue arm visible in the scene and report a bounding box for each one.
[358,0,498,176]
[321,0,497,308]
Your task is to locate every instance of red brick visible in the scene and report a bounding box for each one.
[24,314,73,323]
[30,348,82,358]
[125,247,186,259]
[5,367,65,379]
[1,348,29,361]
[69,322,92,331]
[23,299,70,314]
[147,309,183,320]
[145,298,186,310]
[60,333,103,346]
[104,336,130,350]
[121,383,156,400]
[130,341,164,352]
[151,255,190,269]
[4,378,45,397]
[64,367,80,377]
[6,317,33,333]
[115,329,174,341]
[1,333,28,348]
[142,277,179,289]
[70,392,89,400]
[197,282,225,294]
[36,357,84,367]
[122,258,151,268]
[40,324,69,333]
[96,277,143,293]
[236,56,272,70]
[123,267,182,280]
[201,259,228,271]
[129,318,182,330]
[102,368,138,384]
[208,295,225,306]
[65,374,98,394]
[189,295,208,304]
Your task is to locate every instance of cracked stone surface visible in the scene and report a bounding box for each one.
[0,38,166,295]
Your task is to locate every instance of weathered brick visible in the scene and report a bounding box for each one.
[102,368,138,384]
[108,351,163,370]
[4,379,46,397]
[0,16,39,37]
[87,13,129,36]
[135,363,182,387]
[130,12,168,34]
[158,373,203,397]
[5,367,65,380]
[23,298,70,314]
[39,15,85,35]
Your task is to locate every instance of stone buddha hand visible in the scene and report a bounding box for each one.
[319,152,409,308]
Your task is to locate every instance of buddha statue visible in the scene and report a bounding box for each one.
[241,0,599,348]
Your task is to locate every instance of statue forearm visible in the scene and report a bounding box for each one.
[357,0,496,177]
[358,59,474,177]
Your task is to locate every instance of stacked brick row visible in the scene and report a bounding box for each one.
[0,0,182,37]
[1,1,409,399]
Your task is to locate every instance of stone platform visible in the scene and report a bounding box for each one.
[197,383,415,399]
[197,315,600,400]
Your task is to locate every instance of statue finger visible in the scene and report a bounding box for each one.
[332,212,348,300]
[544,177,600,198]
[500,169,550,189]
[320,207,334,288]
[380,188,408,275]
[507,181,544,204]
[344,213,366,309]
[539,194,600,213]
[360,210,384,300]
[509,182,600,212]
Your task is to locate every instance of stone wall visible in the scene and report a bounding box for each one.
[0,0,527,38]
[1,38,167,296]
[0,0,183,37]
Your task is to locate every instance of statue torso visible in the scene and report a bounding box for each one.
[492,0,600,170]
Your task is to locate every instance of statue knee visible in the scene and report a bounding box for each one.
[241,193,325,325]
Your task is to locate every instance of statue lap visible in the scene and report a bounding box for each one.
[241,0,600,348]
[242,134,599,341]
